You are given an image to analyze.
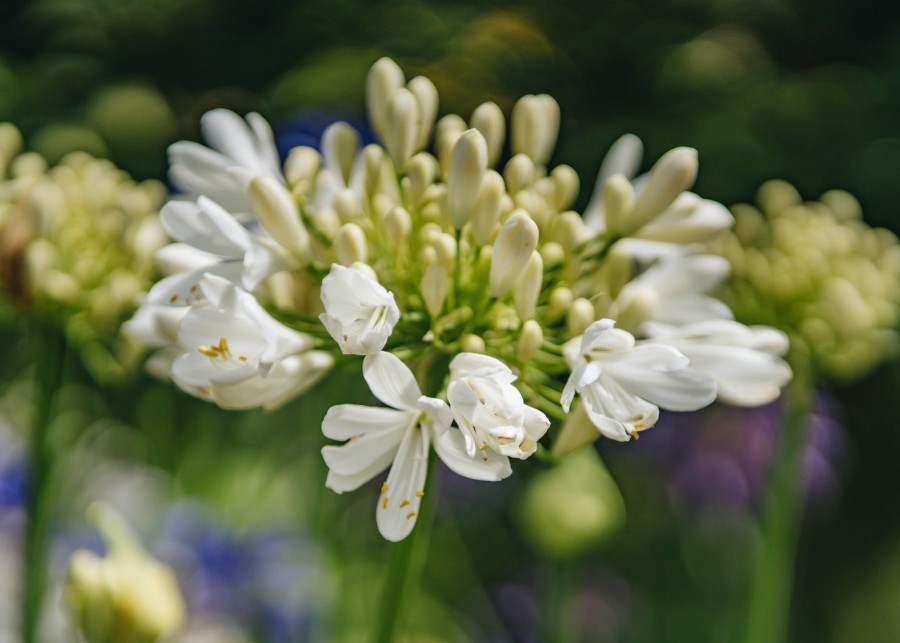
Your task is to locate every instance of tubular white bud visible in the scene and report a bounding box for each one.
[461,333,486,354]
[406,153,438,206]
[333,188,361,223]
[568,297,596,336]
[384,206,411,242]
[517,319,544,363]
[447,129,488,229]
[540,241,565,268]
[511,94,560,167]
[472,170,505,246]
[366,57,405,141]
[321,122,360,186]
[408,76,439,151]
[434,232,458,268]
[626,147,697,233]
[334,222,368,265]
[436,114,468,177]
[421,263,448,317]
[550,211,588,255]
[11,152,47,178]
[0,123,23,161]
[490,210,540,297]
[384,88,420,170]
[549,286,573,319]
[284,146,321,188]
[504,154,535,195]
[418,245,439,265]
[551,165,580,211]
[514,251,544,320]
[603,173,635,236]
[362,144,385,197]
[248,176,310,260]
[471,101,506,167]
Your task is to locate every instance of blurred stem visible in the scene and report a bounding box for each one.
[23,325,67,643]
[373,453,438,643]
[545,557,578,643]
[744,355,812,643]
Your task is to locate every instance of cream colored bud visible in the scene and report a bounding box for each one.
[366,57,405,140]
[626,147,697,233]
[408,75,439,151]
[284,146,321,189]
[41,270,81,303]
[384,206,411,242]
[321,122,360,186]
[334,222,368,265]
[11,151,47,178]
[418,245,439,265]
[511,94,560,167]
[514,251,544,320]
[436,113,468,141]
[568,297,595,336]
[447,129,488,229]
[471,101,505,167]
[332,188,360,223]
[551,211,588,254]
[504,153,535,195]
[517,319,544,362]
[434,232,458,268]
[602,173,636,236]
[0,122,23,161]
[472,170,505,246]
[758,179,802,217]
[248,176,310,260]
[540,241,565,268]
[406,152,438,206]
[436,114,468,176]
[360,144,385,197]
[421,263,448,317]
[384,88,419,170]
[822,189,862,221]
[458,333,485,354]
[490,210,540,297]
[551,165,580,211]
[549,286,573,319]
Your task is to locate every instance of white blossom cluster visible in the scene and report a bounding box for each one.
[127,58,791,541]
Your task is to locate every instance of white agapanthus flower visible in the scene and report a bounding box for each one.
[171,274,332,410]
[322,352,511,541]
[319,264,401,355]
[561,319,717,441]
[447,353,550,459]
[641,319,792,406]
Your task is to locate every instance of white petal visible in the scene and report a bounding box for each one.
[147,261,243,307]
[362,352,422,411]
[609,345,718,411]
[376,427,430,542]
[433,429,512,481]
[322,404,414,440]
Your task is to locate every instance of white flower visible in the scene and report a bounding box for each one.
[447,353,550,459]
[168,109,282,214]
[319,264,400,355]
[171,274,332,410]
[122,301,188,380]
[561,319,717,441]
[322,352,511,541]
[641,319,792,406]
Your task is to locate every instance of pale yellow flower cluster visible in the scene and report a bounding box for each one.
[0,123,166,378]
[710,179,900,380]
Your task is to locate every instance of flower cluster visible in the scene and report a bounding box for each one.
[0,124,167,380]
[129,58,791,540]
[709,180,900,380]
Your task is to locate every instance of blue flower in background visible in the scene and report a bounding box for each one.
[274,110,375,159]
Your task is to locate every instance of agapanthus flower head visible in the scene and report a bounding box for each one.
[127,57,791,539]
[710,180,900,380]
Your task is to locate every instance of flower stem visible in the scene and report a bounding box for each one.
[743,356,812,643]
[545,557,578,643]
[23,325,67,643]
[373,453,438,643]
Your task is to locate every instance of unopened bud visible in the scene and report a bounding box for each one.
[511,94,560,167]
[550,211,588,255]
[568,297,595,336]
[490,210,539,297]
[284,146,321,190]
[626,147,697,233]
[436,114,468,176]
[421,263,448,317]
[517,319,543,362]
[366,57,405,141]
[471,170,505,246]
[504,154,535,195]
[461,333,486,354]
[603,174,635,236]
[333,188,361,223]
[549,286,573,319]
[248,176,310,260]
[406,153,438,206]
[384,206,411,242]
[447,129,488,229]
[408,76,439,151]
[334,222,368,265]
[321,122,360,186]
[433,232,457,268]
[471,101,505,167]
[551,165,579,211]
[540,241,565,268]
[513,251,544,320]
[384,88,419,170]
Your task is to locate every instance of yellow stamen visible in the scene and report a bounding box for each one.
[400,500,410,508]
[381,483,389,494]
[415,490,424,497]
[382,497,389,509]
[406,512,416,520]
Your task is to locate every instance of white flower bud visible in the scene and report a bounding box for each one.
[421,263,448,317]
[602,173,635,236]
[383,88,420,170]
[418,245,439,265]
[550,211,589,255]
[471,170,505,246]
[626,147,697,233]
[568,297,596,336]
[0,122,23,162]
[540,241,565,268]
[511,94,560,167]
[366,57,405,141]
[334,222,368,265]
[384,206,411,242]
[332,188,361,223]
[551,164,580,211]
[406,152,438,206]
[470,101,505,167]
[513,251,544,320]
[433,232,457,268]
[517,319,544,362]
[284,146,321,189]
[504,153,535,195]
[436,114,467,176]
[447,129,488,229]
[461,333,486,354]
[549,286,573,319]
[407,75,439,151]
[248,176,310,260]
[490,210,539,297]
[362,144,385,196]
[321,122,360,186]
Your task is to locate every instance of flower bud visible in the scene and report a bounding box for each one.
[406,152,438,206]
[511,94,560,167]
[490,210,539,297]
[471,170,505,246]
[433,232,457,268]
[626,147,697,233]
[408,75,439,151]
[503,153,535,195]
[248,176,310,260]
[549,286,573,319]
[461,333,486,354]
[470,101,505,167]
[551,164,580,211]
[321,122,360,186]
[366,57,405,141]
[602,173,635,236]
[421,264,448,317]
[334,222,368,265]
[540,241,565,268]
[447,129,488,229]
[333,188,361,223]
[513,251,543,320]
[550,211,588,255]
[567,297,595,336]
[384,206,411,242]
[517,319,544,362]
[383,88,419,170]
[436,114,467,175]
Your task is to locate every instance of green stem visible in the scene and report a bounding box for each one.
[545,557,578,643]
[743,357,813,643]
[24,325,67,643]
[373,453,439,643]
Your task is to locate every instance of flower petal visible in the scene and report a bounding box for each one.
[376,427,430,542]
[433,428,512,481]
[362,352,422,411]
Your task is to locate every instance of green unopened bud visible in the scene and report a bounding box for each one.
[490,210,539,297]
[517,319,543,362]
